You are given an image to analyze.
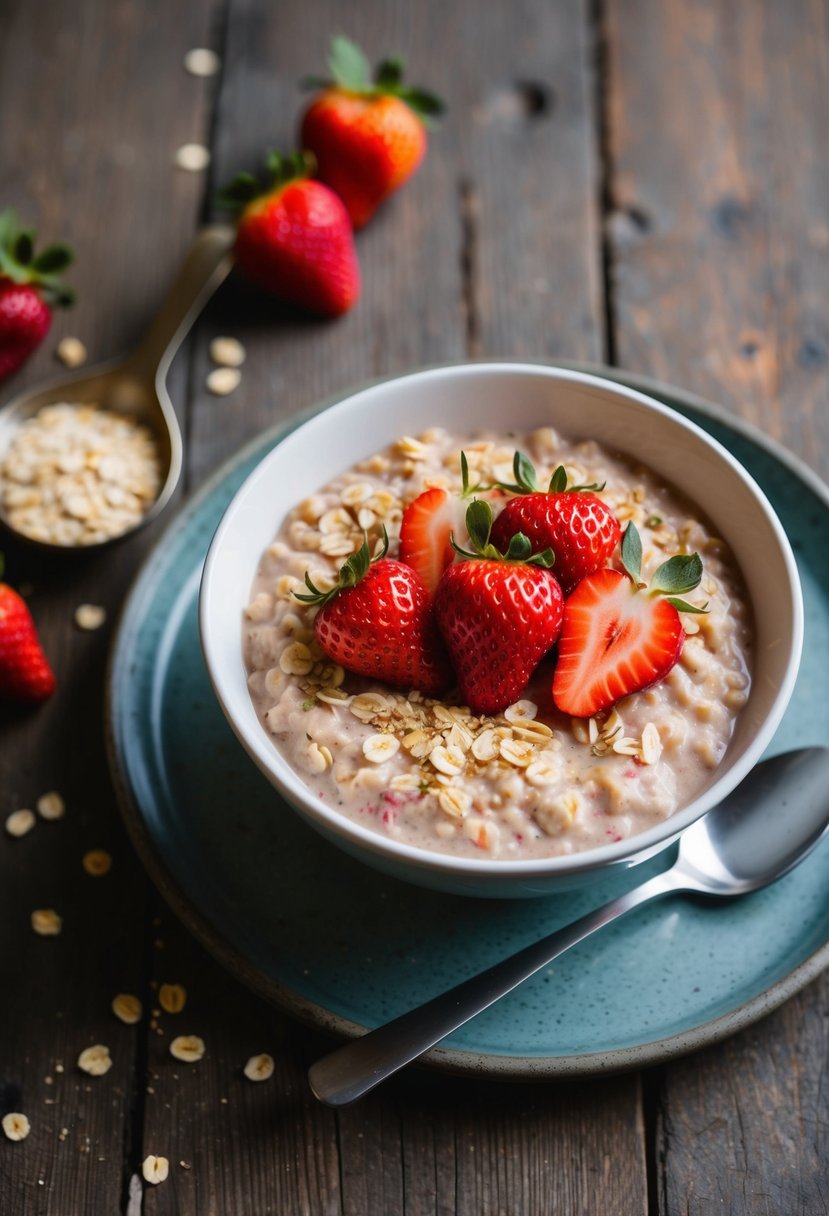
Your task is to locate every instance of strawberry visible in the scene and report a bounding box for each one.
[0,209,74,382]
[0,560,56,704]
[552,523,707,718]
[398,454,476,594]
[296,531,451,695]
[434,500,564,716]
[300,36,444,229]
[218,152,360,317]
[490,453,622,594]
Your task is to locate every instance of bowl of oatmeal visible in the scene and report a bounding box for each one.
[200,363,803,897]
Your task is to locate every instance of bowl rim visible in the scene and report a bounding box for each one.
[199,361,804,881]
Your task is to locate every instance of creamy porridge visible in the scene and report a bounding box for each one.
[242,427,752,860]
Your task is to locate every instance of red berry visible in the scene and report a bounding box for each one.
[399,487,465,596]
[299,535,451,696]
[435,558,563,716]
[220,154,359,317]
[0,582,56,704]
[491,488,621,594]
[552,525,706,717]
[299,37,443,229]
[0,209,74,381]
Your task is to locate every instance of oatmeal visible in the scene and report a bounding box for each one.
[243,427,752,860]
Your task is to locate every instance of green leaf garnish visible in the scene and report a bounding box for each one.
[620,522,643,585]
[451,500,554,568]
[295,528,389,607]
[666,597,709,614]
[650,553,703,597]
[548,465,568,493]
[329,35,371,91]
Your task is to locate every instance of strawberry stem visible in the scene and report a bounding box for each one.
[0,209,75,307]
[301,35,445,124]
[451,499,554,567]
[295,528,389,606]
[620,522,708,611]
[495,451,605,496]
[216,151,315,214]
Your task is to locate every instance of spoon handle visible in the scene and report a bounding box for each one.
[308,868,682,1106]
[131,225,236,377]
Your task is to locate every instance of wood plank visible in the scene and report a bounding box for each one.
[141,2,650,1215]
[605,0,829,1210]
[0,0,219,1212]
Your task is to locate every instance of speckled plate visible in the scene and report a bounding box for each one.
[106,364,829,1078]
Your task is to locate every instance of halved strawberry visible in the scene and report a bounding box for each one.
[399,487,462,595]
[552,523,707,717]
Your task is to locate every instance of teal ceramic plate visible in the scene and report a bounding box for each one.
[107,364,829,1078]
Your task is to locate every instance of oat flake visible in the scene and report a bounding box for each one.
[75,603,106,631]
[77,1044,112,1076]
[31,908,62,936]
[82,849,112,877]
[2,1113,30,1142]
[142,1154,170,1184]
[158,983,187,1014]
[169,1035,205,1063]
[243,1053,274,1082]
[36,791,65,820]
[112,993,143,1024]
[5,808,35,837]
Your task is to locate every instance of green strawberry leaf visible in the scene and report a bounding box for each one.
[548,465,568,493]
[398,87,446,122]
[666,596,709,614]
[620,521,643,584]
[465,498,493,552]
[526,546,555,568]
[13,231,34,266]
[329,35,370,91]
[650,553,703,597]
[32,244,74,275]
[0,209,16,251]
[375,57,404,88]
[295,528,388,606]
[215,172,261,210]
[505,532,532,561]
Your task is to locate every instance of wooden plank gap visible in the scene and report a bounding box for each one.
[589,0,618,367]
[118,889,167,1216]
[642,1065,667,1216]
[458,177,482,358]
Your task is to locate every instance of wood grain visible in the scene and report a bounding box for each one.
[604,0,829,1210]
[0,0,219,1212]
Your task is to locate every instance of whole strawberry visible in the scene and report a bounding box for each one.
[490,453,622,594]
[552,523,707,718]
[0,209,74,382]
[218,152,360,317]
[296,531,451,695]
[300,36,444,229]
[0,560,56,704]
[434,500,564,716]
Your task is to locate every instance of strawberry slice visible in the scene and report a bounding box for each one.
[552,524,707,717]
[399,486,464,595]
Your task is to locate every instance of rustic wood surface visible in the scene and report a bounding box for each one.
[1,0,827,1213]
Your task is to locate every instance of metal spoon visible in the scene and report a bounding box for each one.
[0,224,235,552]
[309,747,829,1106]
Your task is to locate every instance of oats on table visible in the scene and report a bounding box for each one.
[183,47,220,77]
[75,603,106,631]
[175,143,211,172]
[5,808,36,837]
[209,336,246,367]
[31,908,62,936]
[77,1044,112,1076]
[169,1034,205,1063]
[2,1113,31,1142]
[142,1154,170,1184]
[243,1053,275,1082]
[158,982,187,1013]
[36,790,65,820]
[112,993,143,1024]
[82,849,112,876]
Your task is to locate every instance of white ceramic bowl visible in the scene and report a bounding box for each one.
[200,363,803,897]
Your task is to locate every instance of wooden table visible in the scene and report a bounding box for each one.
[2,1,828,1211]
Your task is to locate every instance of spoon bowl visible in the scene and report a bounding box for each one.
[308,747,829,1105]
[0,224,235,553]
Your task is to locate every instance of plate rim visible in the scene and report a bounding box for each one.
[105,358,829,1079]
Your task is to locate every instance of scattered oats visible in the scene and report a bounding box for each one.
[2,1113,30,1142]
[471,729,499,762]
[142,1154,170,1185]
[209,336,245,367]
[535,792,581,836]
[31,908,62,936]
[429,743,465,776]
[56,336,87,368]
[526,753,562,786]
[571,719,590,745]
[75,603,106,631]
[205,366,241,395]
[362,734,400,764]
[498,737,535,768]
[511,719,553,744]
[505,701,538,726]
[184,47,220,76]
[389,772,420,792]
[588,717,600,744]
[612,735,641,757]
[37,791,65,820]
[112,993,143,1025]
[180,1159,192,1170]
[158,983,187,1014]
[279,641,313,676]
[82,849,112,876]
[169,1035,205,1063]
[350,692,390,721]
[438,787,471,820]
[175,142,211,172]
[6,808,35,837]
[0,403,162,546]
[243,1053,274,1082]
[77,1044,112,1076]
[640,723,663,765]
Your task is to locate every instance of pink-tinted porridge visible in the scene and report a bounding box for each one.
[243,427,752,859]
